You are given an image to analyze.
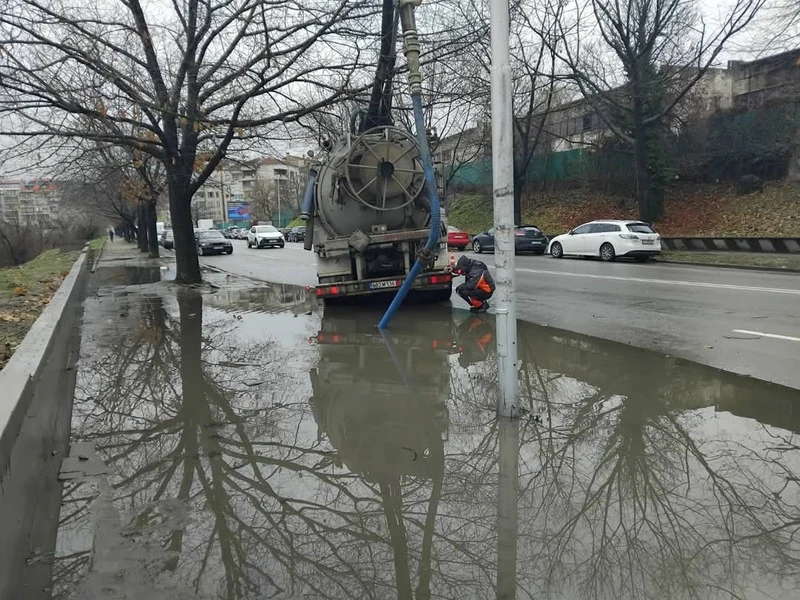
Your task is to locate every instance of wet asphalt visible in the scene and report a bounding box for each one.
[200,240,800,390]
[39,256,800,599]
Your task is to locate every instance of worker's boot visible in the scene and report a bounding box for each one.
[470,302,489,313]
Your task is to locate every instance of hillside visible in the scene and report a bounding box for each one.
[447,182,800,237]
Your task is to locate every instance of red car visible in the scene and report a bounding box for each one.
[447,226,470,251]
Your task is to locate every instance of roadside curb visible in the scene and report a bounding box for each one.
[656,258,800,274]
[0,244,90,472]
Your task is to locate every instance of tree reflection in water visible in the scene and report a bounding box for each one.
[52,291,800,600]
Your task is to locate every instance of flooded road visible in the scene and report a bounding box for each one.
[53,273,800,599]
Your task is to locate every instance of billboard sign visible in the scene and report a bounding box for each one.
[227,203,251,220]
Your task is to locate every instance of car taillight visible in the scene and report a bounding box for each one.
[515,231,525,236]
[619,234,639,240]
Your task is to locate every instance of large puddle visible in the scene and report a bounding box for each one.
[53,277,800,599]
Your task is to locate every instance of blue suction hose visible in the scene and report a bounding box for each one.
[378,1,441,330]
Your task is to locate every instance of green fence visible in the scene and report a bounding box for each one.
[447,148,634,189]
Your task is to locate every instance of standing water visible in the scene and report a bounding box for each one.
[50,279,800,600]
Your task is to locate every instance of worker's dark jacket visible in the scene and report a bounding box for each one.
[455,256,495,294]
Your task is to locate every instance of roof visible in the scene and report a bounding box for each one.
[256,157,288,167]
[585,219,647,224]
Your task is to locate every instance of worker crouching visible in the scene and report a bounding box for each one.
[452,256,495,313]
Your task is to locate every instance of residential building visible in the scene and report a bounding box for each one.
[0,179,62,226]
[728,49,800,110]
[177,153,311,227]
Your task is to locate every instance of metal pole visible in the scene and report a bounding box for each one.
[221,168,227,226]
[496,416,519,599]
[490,0,519,418]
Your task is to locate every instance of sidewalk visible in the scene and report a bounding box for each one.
[93,240,178,285]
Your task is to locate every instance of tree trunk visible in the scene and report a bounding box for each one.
[137,201,148,252]
[168,178,202,284]
[631,91,652,222]
[146,200,160,258]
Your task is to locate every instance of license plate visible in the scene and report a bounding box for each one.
[642,240,655,245]
[369,280,399,290]
[531,240,542,245]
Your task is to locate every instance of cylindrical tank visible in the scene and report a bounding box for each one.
[315,125,431,238]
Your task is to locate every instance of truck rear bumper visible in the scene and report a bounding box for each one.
[315,272,453,299]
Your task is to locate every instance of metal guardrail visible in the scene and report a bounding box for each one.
[660,237,800,253]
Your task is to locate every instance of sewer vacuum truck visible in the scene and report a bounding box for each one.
[299,0,452,303]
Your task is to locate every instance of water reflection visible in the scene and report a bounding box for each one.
[54,287,800,600]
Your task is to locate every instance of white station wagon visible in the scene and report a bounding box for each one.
[548,220,661,262]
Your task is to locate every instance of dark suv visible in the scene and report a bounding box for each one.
[287,226,306,243]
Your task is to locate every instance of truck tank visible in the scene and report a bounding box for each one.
[303,125,451,299]
[300,0,452,302]
[314,126,430,238]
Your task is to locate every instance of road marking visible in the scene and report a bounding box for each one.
[733,329,800,342]
[517,267,800,296]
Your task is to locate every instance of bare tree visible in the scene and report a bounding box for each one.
[60,142,165,256]
[544,0,766,221]
[0,0,374,282]
[249,176,278,225]
[432,0,565,223]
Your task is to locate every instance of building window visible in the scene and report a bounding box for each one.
[582,113,593,132]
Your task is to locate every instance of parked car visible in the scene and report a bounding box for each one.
[279,227,292,237]
[287,225,306,242]
[471,225,549,255]
[247,225,285,249]
[548,220,661,262]
[160,229,174,249]
[447,226,470,251]
[234,228,247,239]
[223,227,239,239]
[196,230,233,255]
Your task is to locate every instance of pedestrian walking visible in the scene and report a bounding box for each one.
[108,228,115,242]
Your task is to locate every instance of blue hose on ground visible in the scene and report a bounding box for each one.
[378,92,441,329]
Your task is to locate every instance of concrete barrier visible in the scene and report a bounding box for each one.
[0,245,90,599]
[661,237,800,253]
[0,245,89,472]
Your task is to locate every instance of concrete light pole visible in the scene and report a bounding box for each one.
[490,0,519,418]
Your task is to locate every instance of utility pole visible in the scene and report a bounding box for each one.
[497,416,519,599]
[490,0,519,418]
[276,174,281,228]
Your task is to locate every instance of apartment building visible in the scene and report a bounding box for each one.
[0,179,62,226]
[181,154,311,226]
